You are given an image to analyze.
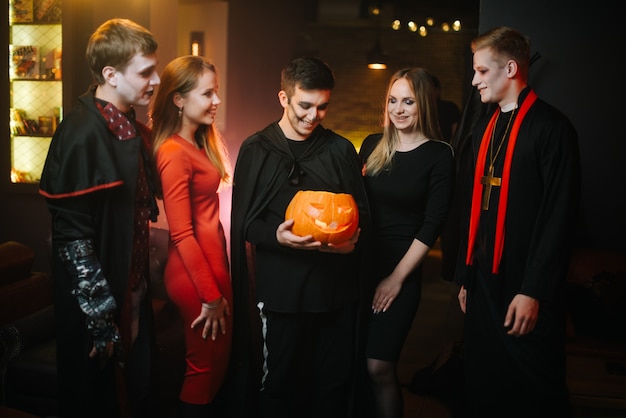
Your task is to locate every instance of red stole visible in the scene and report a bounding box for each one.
[465,89,538,273]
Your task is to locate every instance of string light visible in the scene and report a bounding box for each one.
[388,17,462,37]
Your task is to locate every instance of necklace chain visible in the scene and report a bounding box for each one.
[489,108,516,168]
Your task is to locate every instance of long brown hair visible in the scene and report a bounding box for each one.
[150,55,231,196]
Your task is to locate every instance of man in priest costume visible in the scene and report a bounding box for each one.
[454,26,581,417]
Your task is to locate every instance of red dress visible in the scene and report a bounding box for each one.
[156,134,232,404]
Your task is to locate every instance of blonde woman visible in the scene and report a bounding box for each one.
[359,67,454,418]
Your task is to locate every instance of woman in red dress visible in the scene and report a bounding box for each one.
[151,55,232,417]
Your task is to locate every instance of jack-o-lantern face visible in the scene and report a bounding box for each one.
[285,190,359,244]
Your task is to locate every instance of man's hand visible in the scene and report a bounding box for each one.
[319,228,360,254]
[89,340,115,360]
[277,219,323,250]
[504,294,539,336]
[88,321,121,369]
[458,285,467,313]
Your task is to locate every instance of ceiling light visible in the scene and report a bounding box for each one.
[367,39,388,70]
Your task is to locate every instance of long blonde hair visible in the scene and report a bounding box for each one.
[364,67,442,176]
[150,55,231,196]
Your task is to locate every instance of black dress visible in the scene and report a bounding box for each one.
[360,134,455,360]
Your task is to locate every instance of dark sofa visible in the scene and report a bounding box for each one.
[0,230,185,418]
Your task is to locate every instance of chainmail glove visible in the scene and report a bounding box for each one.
[58,239,120,353]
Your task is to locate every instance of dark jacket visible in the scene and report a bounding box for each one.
[40,86,155,304]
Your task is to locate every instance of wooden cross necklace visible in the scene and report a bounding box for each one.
[480,107,516,210]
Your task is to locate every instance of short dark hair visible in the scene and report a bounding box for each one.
[280,57,335,98]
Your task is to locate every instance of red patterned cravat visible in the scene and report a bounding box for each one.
[95,101,138,141]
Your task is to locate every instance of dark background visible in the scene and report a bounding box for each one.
[1,0,624,275]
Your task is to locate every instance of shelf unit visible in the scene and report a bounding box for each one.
[8,0,62,185]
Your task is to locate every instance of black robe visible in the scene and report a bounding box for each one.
[39,86,159,418]
[455,88,581,416]
[219,122,372,417]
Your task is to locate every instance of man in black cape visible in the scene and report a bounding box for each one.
[39,19,161,418]
[219,57,371,418]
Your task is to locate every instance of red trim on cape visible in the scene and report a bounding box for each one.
[39,180,124,199]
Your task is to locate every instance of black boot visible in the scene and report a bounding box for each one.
[177,401,213,418]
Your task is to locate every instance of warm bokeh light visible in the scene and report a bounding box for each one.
[191,42,200,56]
[367,62,387,70]
[385,17,461,35]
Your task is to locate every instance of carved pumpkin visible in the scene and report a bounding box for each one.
[285,190,359,244]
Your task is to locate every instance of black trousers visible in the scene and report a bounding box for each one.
[257,303,356,418]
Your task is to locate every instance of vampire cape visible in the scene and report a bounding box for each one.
[220,122,372,417]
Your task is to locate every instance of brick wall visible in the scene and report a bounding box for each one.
[297,24,476,149]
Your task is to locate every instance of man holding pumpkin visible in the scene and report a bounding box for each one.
[225,57,371,418]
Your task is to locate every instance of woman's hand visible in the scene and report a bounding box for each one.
[372,274,402,314]
[191,296,230,341]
